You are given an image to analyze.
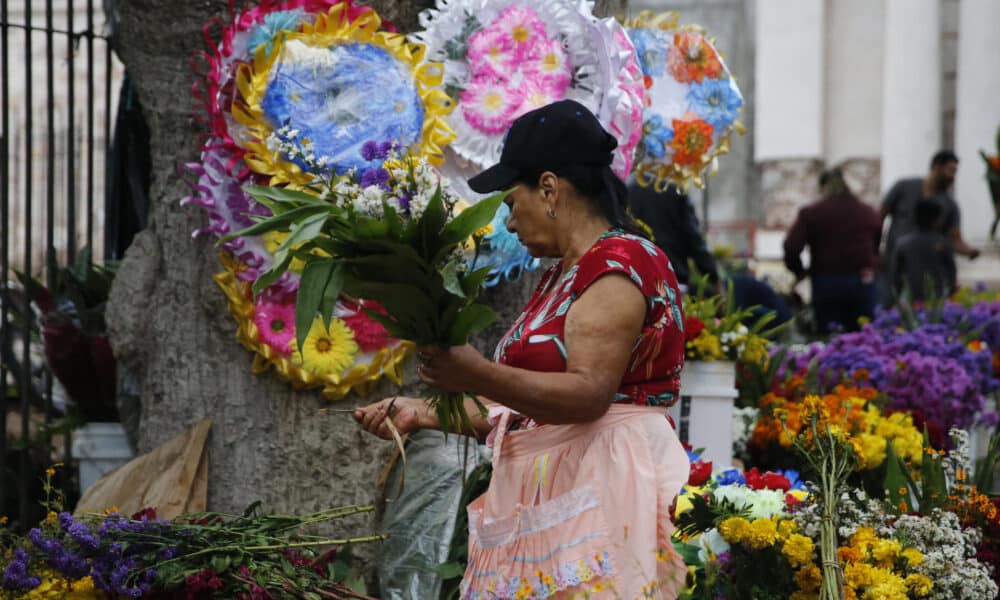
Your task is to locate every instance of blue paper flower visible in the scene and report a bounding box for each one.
[479,203,540,287]
[261,42,424,174]
[629,28,667,77]
[687,77,743,130]
[247,10,304,57]
[642,114,673,159]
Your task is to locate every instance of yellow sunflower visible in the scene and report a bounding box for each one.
[298,317,358,375]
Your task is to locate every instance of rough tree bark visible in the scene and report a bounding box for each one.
[107,0,624,570]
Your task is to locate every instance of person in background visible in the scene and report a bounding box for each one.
[890,199,957,303]
[881,150,980,266]
[783,167,882,334]
[627,181,719,290]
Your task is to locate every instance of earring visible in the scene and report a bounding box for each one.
[546,207,557,219]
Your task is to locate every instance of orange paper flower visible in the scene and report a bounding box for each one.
[669,118,714,166]
[668,32,723,83]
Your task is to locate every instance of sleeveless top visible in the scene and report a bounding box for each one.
[494,230,686,407]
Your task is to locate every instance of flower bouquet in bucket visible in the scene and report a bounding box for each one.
[222,138,506,434]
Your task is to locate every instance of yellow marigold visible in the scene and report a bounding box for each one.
[782,533,815,567]
[872,538,901,567]
[718,516,751,544]
[900,547,923,567]
[794,564,822,592]
[746,517,779,549]
[844,562,876,589]
[688,329,723,360]
[838,545,863,563]
[855,432,888,470]
[849,527,877,553]
[777,519,798,539]
[905,573,933,597]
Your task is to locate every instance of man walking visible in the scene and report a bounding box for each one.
[882,150,980,266]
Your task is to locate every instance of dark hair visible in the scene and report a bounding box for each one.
[914,199,942,230]
[516,164,649,238]
[930,150,959,168]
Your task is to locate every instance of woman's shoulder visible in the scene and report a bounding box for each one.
[574,230,674,292]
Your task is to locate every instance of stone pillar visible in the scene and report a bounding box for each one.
[879,0,941,195]
[824,0,884,206]
[953,0,1000,244]
[754,0,824,227]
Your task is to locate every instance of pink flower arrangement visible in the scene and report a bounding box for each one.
[460,76,524,134]
[253,296,296,355]
[340,301,394,352]
[460,6,573,135]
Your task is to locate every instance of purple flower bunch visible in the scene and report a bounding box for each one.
[2,549,40,591]
[2,511,170,597]
[358,139,395,191]
[359,139,394,162]
[883,351,990,430]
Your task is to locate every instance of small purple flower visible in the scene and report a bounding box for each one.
[360,140,379,162]
[378,140,394,158]
[2,549,41,591]
[359,167,389,189]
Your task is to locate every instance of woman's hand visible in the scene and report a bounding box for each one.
[353,396,433,440]
[416,344,491,393]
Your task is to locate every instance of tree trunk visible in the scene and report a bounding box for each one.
[107,0,623,574]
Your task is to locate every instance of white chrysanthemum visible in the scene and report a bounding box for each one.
[746,489,787,520]
[697,528,731,562]
[711,484,751,510]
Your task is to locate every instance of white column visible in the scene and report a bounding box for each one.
[824,0,884,164]
[953,0,1000,244]
[880,0,941,194]
[754,0,824,161]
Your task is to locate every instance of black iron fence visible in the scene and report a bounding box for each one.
[1,0,123,528]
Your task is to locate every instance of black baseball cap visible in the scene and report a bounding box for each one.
[467,99,618,193]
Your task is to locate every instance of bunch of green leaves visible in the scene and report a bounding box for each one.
[685,273,788,344]
[222,183,506,433]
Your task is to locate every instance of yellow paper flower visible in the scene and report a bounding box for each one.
[299,317,359,375]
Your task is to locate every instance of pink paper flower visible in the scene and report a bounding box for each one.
[466,27,517,79]
[491,5,547,59]
[520,37,572,91]
[253,296,296,356]
[342,303,393,352]
[515,77,565,118]
[460,76,523,134]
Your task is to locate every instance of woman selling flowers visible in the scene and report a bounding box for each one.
[354,100,690,599]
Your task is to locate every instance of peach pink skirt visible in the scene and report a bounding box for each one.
[461,404,690,599]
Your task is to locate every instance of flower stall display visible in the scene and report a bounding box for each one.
[622,11,745,190]
[182,0,458,399]
[979,125,1000,240]
[410,0,645,181]
[0,469,379,599]
[670,281,780,465]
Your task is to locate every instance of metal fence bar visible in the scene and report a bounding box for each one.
[0,0,10,518]
[66,0,77,264]
[86,0,94,253]
[45,0,55,287]
[19,0,35,525]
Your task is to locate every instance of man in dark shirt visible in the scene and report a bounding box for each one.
[882,150,980,262]
[627,181,719,289]
[891,199,956,303]
[783,168,882,334]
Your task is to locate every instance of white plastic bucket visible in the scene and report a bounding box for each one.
[72,422,134,494]
[668,360,738,468]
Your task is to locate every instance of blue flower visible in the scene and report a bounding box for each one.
[2,549,41,591]
[479,203,541,287]
[687,78,743,130]
[715,468,746,486]
[642,114,673,159]
[629,28,667,77]
[247,10,303,57]
[359,167,389,189]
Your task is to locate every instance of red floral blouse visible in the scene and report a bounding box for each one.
[494,230,686,406]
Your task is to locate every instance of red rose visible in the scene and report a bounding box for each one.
[684,316,706,342]
[688,460,713,486]
[760,471,792,491]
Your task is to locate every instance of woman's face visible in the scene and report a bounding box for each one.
[504,175,561,258]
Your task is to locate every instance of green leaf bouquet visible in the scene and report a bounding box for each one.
[222,139,506,434]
